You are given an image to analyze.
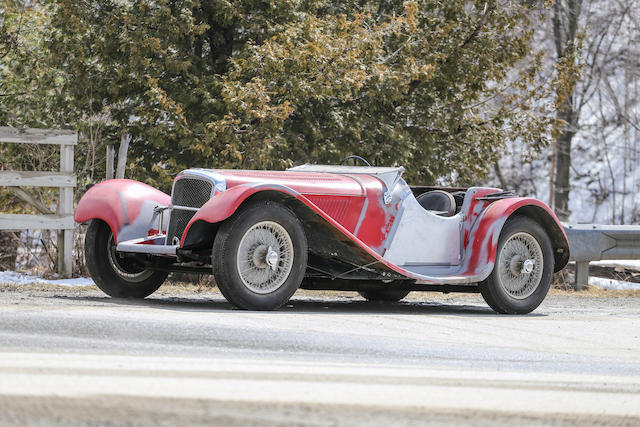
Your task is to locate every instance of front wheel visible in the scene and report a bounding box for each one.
[212,201,308,310]
[480,216,554,314]
[85,220,168,298]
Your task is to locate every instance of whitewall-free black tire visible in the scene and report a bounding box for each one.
[85,220,167,298]
[480,216,554,314]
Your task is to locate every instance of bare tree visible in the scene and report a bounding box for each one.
[493,0,640,225]
[550,0,583,220]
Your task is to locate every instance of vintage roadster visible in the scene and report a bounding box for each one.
[75,160,569,314]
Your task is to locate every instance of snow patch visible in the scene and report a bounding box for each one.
[0,271,95,287]
[589,276,640,291]
[590,260,640,271]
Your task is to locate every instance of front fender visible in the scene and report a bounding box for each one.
[74,179,170,243]
[463,198,569,278]
[180,183,316,247]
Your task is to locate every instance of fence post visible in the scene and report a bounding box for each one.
[0,127,76,278]
[58,142,74,277]
[106,144,115,180]
[116,133,130,179]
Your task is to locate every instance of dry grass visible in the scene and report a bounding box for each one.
[549,285,640,298]
[2,281,639,300]
[159,283,640,299]
[0,283,97,293]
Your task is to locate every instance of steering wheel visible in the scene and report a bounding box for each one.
[339,155,371,167]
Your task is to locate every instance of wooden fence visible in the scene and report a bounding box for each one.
[0,127,77,277]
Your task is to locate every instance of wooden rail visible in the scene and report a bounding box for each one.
[0,127,77,277]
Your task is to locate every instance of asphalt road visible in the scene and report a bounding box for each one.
[0,285,639,426]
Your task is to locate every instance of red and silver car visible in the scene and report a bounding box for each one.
[75,161,569,314]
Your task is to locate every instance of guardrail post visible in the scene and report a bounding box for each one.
[574,261,589,291]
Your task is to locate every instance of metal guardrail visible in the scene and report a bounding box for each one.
[564,224,640,290]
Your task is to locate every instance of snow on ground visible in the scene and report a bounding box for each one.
[589,276,640,291]
[0,271,94,287]
[590,260,640,270]
[585,260,640,290]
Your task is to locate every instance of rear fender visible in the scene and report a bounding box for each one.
[74,179,170,243]
[463,198,569,278]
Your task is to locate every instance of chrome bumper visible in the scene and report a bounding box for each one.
[116,235,178,257]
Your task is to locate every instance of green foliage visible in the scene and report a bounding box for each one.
[1,0,555,188]
[214,1,555,184]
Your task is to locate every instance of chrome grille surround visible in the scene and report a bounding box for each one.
[166,175,214,245]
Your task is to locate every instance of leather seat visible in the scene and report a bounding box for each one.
[416,190,457,217]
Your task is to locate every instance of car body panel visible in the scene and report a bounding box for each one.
[221,169,365,196]
[74,179,170,243]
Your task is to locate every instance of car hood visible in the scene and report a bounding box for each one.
[203,169,368,197]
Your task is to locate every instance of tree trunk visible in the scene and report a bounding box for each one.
[551,0,583,221]
[493,161,507,190]
[554,104,576,221]
[115,133,131,179]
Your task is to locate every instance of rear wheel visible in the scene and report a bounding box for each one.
[480,216,553,314]
[85,220,167,298]
[212,201,308,310]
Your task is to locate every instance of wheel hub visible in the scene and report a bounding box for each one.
[250,244,279,272]
[509,255,523,276]
[251,244,269,268]
[508,256,535,276]
[265,247,279,271]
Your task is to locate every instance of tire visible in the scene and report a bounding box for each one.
[212,201,308,310]
[359,284,410,302]
[85,219,168,298]
[480,216,554,314]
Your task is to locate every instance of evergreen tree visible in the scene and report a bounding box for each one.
[2,0,554,189]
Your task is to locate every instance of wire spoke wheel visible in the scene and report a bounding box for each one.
[214,201,307,310]
[480,217,554,314]
[496,231,544,300]
[236,221,294,294]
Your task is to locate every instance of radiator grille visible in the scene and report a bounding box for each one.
[167,209,197,244]
[172,178,213,208]
[167,177,213,244]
